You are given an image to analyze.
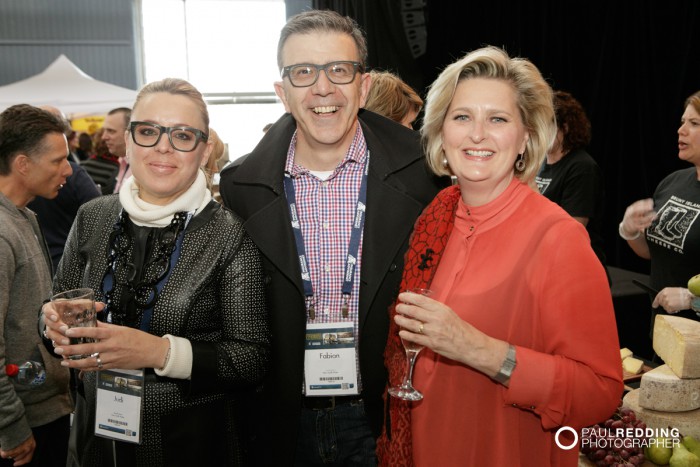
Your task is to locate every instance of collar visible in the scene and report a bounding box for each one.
[0,191,26,218]
[284,125,367,178]
[226,110,422,191]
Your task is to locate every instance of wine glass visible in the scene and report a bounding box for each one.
[388,288,433,401]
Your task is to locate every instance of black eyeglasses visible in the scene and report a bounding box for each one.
[129,121,208,152]
[281,61,363,87]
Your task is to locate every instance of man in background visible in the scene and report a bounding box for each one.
[0,104,73,467]
[82,107,130,194]
[29,106,101,271]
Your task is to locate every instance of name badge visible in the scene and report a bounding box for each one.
[304,322,358,396]
[95,368,144,444]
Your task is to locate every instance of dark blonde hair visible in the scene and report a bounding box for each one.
[204,128,225,189]
[131,78,209,131]
[364,71,423,125]
[277,10,367,70]
[421,46,556,186]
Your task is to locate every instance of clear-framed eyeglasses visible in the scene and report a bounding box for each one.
[281,61,363,88]
[129,121,208,152]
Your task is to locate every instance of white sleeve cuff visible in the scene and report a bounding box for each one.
[154,334,193,380]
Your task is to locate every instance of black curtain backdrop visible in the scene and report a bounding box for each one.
[312,0,699,274]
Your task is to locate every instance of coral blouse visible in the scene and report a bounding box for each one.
[410,180,623,466]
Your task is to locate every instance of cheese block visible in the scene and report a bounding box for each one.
[622,356,644,375]
[620,348,633,360]
[639,364,700,412]
[623,389,700,439]
[653,315,700,378]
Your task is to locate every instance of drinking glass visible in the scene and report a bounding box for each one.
[51,288,97,360]
[388,288,432,401]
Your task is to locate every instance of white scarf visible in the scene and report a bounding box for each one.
[119,170,212,227]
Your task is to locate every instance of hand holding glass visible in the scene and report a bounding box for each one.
[51,288,97,360]
[389,288,432,401]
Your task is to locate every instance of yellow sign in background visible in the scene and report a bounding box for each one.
[71,116,105,135]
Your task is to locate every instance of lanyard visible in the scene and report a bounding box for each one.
[283,153,369,320]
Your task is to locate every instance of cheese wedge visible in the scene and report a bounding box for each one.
[623,389,700,439]
[620,348,633,360]
[639,364,700,412]
[653,315,700,378]
[622,356,644,375]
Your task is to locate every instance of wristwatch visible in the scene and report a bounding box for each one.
[493,344,517,387]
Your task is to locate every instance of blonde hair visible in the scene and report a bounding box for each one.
[132,78,209,131]
[364,71,423,124]
[421,46,556,185]
[204,128,226,189]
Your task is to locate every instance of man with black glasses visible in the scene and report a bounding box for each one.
[219,9,445,466]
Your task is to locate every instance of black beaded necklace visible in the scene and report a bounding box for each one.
[101,209,189,327]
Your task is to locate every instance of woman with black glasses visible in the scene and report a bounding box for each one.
[41,78,270,466]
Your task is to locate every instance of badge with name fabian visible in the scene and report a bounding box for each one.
[94,368,144,443]
[304,322,358,396]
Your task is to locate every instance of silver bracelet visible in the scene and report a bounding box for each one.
[159,344,172,371]
[493,345,517,387]
[618,221,641,241]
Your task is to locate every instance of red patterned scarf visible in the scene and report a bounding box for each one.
[377,185,461,466]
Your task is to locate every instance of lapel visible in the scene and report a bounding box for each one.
[229,114,304,296]
[357,113,428,326]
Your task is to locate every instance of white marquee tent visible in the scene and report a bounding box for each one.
[0,55,137,118]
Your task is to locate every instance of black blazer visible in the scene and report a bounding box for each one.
[219,109,446,464]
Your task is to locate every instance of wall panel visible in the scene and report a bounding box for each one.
[0,0,138,89]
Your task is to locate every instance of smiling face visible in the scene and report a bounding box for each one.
[127,93,212,206]
[678,103,700,166]
[274,31,371,168]
[441,78,529,206]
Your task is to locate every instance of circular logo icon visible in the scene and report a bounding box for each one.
[555,426,579,450]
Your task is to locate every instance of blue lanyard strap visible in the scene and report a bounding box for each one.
[283,153,370,320]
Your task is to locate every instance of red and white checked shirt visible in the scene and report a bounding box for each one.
[285,125,367,390]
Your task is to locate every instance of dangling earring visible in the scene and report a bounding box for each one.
[515,154,525,172]
[442,157,449,169]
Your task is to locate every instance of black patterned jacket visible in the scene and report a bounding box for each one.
[56,196,270,467]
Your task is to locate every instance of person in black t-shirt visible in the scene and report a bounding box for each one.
[535,90,608,281]
[619,90,700,321]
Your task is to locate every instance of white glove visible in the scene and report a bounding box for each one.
[652,287,694,313]
[620,198,655,240]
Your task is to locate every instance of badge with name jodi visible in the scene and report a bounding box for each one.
[95,368,144,444]
[304,322,358,396]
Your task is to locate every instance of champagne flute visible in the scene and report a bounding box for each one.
[388,288,432,401]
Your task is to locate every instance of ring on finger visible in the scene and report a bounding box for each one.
[96,355,103,370]
[419,324,424,334]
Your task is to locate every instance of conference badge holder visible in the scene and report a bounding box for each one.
[304,322,358,396]
[95,368,144,444]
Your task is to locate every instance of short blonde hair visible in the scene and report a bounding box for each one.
[421,46,556,185]
[364,71,423,124]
